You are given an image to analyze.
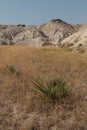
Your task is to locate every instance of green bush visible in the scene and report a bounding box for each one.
[32,77,70,102]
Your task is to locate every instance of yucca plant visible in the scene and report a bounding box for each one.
[6,64,21,75]
[32,77,70,102]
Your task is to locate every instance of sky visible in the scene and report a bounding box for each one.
[0,0,87,25]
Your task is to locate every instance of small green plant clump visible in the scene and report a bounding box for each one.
[32,77,70,102]
[5,64,21,75]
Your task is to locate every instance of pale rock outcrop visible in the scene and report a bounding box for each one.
[41,19,77,44]
[0,26,24,45]
[12,29,51,46]
[61,24,87,49]
[0,19,85,48]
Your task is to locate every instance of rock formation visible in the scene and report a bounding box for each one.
[61,24,87,49]
[41,19,78,44]
[0,26,24,45]
[1,19,87,49]
[12,29,51,46]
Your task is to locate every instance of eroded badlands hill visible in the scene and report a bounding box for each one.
[0,19,86,49]
[61,24,87,49]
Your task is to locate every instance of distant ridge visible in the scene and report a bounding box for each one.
[1,19,87,49]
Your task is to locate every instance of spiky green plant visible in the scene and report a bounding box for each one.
[6,64,21,75]
[32,77,70,102]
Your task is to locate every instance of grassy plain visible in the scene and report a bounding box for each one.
[0,46,87,130]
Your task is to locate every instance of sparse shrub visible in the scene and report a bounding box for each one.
[5,64,21,75]
[78,43,83,47]
[78,48,85,54]
[67,43,74,47]
[65,47,73,52]
[17,24,25,27]
[32,77,70,102]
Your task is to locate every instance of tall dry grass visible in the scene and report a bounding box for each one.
[0,46,87,130]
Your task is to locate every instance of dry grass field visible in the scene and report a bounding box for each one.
[0,46,87,130]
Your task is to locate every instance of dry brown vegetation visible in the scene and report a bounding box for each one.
[0,46,87,130]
